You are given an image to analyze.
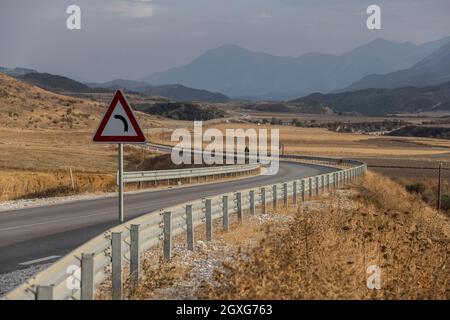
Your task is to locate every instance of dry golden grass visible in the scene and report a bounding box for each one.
[202,172,450,300]
[0,73,166,130]
[0,169,116,201]
[149,122,450,158]
[0,74,191,200]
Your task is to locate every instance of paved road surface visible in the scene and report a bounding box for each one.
[0,161,336,274]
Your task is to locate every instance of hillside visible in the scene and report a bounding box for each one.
[16,72,110,93]
[144,84,230,103]
[93,79,230,103]
[89,79,150,93]
[0,66,37,77]
[0,73,105,129]
[291,81,450,116]
[345,40,450,91]
[144,37,450,100]
[135,102,226,121]
[0,73,160,130]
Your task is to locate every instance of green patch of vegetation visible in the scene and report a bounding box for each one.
[389,126,450,139]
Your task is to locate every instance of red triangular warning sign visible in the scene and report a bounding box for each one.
[93,90,146,143]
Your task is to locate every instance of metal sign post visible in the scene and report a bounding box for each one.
[118,143,124,223]
[93,90,146,223]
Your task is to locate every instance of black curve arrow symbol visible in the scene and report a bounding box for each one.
[113,115,129,132]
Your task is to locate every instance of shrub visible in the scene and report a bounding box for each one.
[440,193,450,211]
[405,183,425,194]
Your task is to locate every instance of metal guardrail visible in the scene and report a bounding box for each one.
[122,164,260,184]
[3,156,367,300]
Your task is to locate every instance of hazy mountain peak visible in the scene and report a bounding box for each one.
[144,36,450,100]
[344,38,450,91]
[0,66,37,77]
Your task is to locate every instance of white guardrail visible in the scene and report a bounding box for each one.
[3,155,367,300]
[122,164,260,184]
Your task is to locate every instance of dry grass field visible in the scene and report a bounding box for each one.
[0,74,187,200]
[3,71,450,204]
[149,122,450,158]
[202,172,450,299]
[113,172,449,300]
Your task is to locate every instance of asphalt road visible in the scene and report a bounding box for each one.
[0,161,337,274]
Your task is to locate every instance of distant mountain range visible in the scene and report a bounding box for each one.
[91,79,230,102]
[0,70,230,103]
[291,81,450,116]
[143,37,450,100]
[17,72,106,93]
[0,67,37,77]
[343,40,450,91]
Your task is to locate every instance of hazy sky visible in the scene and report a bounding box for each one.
[1,0,449,82]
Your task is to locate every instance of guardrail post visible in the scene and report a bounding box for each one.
[301,180,305,203]
[333,173,336,189]
[36,285,54,300]
[249,190,255,215]
[236,192,243,223]
[293,181,297,206]
[283,183,288,208]
[309,178,312,197]
[112,232,122,300]
[186,205,194,250]
[222,196,229,231]
[81,253,94,300]
[261,187,266,214]
[273,185,277,210]
[321,176,325,193]
[130,224,140,290]
[163,211,172,261]
[206,199,213,240]
[327,174,330,191]
[316,176,319,195]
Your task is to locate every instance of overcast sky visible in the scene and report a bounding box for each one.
[1,0,449,82]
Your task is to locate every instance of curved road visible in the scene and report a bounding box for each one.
[0,161,337,274]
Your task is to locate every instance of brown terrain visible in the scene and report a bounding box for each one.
[96,172,449,300]
[0,73,177,200]
[1,72,449,300]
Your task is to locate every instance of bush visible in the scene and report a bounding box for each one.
[440,193,450,211]
[405,183,425,194]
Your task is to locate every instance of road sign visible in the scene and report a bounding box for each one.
[93,90,146,143]
[93,89,147,223]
